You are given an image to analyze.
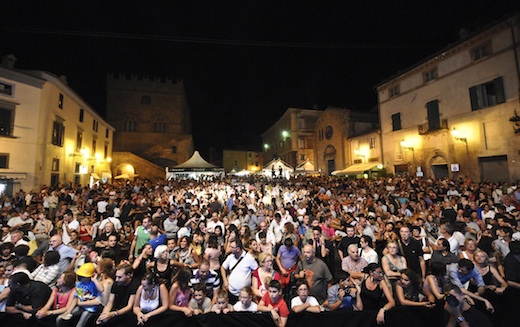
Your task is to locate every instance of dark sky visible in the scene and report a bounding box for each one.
[2,2,519,158]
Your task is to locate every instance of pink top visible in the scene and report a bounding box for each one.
[54,288,75,309]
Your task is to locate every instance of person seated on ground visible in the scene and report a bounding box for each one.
[443,283,492,327]
[35,270,76,320]
[233,286,258,312]
[447,259,495,313]
[324,272,361,312]
[56,263,104,327]
[97,263,140,325]
[472,249,508,295]
[188,283,211,315]
[211,289,233,314]
[5,270,52,320]
[258,280,289,327]
[290,279,321,313]
[30,250,60,288]
[132,273,169,326]
[395,268,435,308]
[423,261,448,303]
[168,267,193,316]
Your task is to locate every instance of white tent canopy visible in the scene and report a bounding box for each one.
[262,158,293,179]
[293,160,320,175]
[166,151,224,180]
[331,163,380,176]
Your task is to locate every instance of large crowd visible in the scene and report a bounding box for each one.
[1,175,520,327]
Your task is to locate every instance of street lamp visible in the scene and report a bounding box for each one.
[451,128,467,144]
[281,130,289,140]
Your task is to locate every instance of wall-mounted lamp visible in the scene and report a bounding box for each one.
[264,144,270,150]
[354,149,366,158]
[281,130,289,140]
[69,147,89,158]
[451,128,467,144]
[400,140,414,151]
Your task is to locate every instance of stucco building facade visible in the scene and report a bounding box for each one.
[377,14,520,182]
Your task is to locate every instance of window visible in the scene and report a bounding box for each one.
[391,113,402,131]
[79,109,84,122]
[52,158,60,172]
[58,93,64,109]
[298,137,306,149]
[50,173,59,186]
[104,144,108,159]
[105,128,109,138]
[0,153,9,168]
[426,100,441,131]
[92,119,99,132]
[389,85,400,98]
[153,119,168,133]
[469,77,505,111]
[423,68,437,83]
[92,139,97,154]
[0,105,14,137]
[76,130,83,151]
[172,146,177,153]
[123,120,137,131]
[298,118,306,129]
[300,154,306,160]
[472,42,491,61]
[141,95,151,105]
[0,81,14,96]
[234,160,238,166]
[75,162,81,173]
[52,120,65,146]
[370,137,376,149]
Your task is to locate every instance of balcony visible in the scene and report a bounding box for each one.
[418,118,448,135]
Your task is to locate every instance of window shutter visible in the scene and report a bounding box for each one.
[469,86,479,111]
[493,77,505,104]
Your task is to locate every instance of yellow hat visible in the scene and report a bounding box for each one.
[76,262,95,277]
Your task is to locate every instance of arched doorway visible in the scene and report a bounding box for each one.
[430,155,449,179]
[115,163,136,179]
[324,145,336,175]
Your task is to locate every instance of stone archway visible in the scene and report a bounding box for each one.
[430,154,449,179]
[324,145,336,175]
[115,163,136,177]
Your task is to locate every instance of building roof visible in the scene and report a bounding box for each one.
[173,150,219,169]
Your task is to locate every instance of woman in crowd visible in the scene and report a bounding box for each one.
[252,252,281,300]
[233,286,258,312]
[132,243,154,281]
[149,245,175,289]
[204,234,221,271]
[473,249,508,295]
[240,225,252,248]
[381,241,407,289]
[358,263,395,325]
[133,273,169,325]
[459,238,479,262]
[172,236,199,270]
[31,250,61,288]
[359,235,378,264]
[0,261,14,312]
[248,239,260,262]
[35,270,77,319]
[168,268,193,316]
[78,217,94,243]
[423,261,448,303]
[395,268,434,308]
[97,258,115,306]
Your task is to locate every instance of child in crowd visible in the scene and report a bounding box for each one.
[233,286,258,312]
[291,279,321,313]
[258,280,290,327]
[57,263,103,327]
[211,289,233,314]
[188,283,211,315]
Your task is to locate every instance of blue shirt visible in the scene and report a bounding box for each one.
[75,279,101,312]
[148,234,167,252]
[448,263,485,288]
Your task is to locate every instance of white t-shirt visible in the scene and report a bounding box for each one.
[62,219,80,245]
[233,301,258,312]
[291,295,320,309]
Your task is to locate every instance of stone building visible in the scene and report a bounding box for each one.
[377,13,520,182]
[106,73,194,179]
[262,108,322,168]
[0,55,114,194]
[222,149,263,173]
[314,107,378,175]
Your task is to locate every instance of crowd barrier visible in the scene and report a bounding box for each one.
[2,289,519,327]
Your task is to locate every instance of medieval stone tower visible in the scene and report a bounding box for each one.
[106,73,194,178]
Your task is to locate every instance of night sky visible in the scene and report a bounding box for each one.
[2,2,520,158]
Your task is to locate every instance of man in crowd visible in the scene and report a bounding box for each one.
[296,244,333,304]
[221,239,258,304]
[190,259,221,305]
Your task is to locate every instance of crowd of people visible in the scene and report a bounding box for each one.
[1,175,520,327]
